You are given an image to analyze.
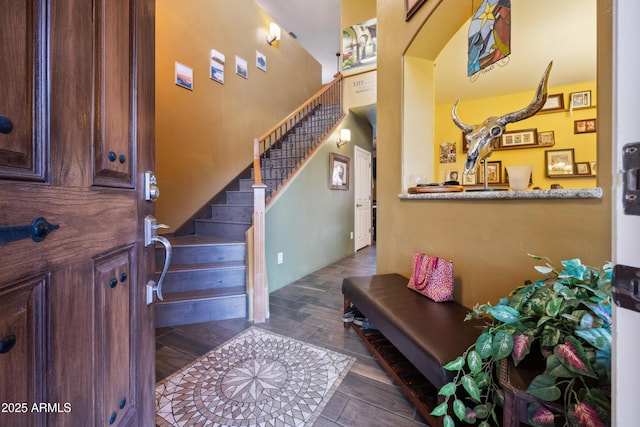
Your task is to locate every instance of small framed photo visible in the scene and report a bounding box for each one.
[574,118,596,134]
[541,93,565,112]
[330,153,350,190]
[477,161,502,184]
[175,62,193,90]
[210,50,225,84]
[462,172,477,186]
[445,169,460,183]
[256,51,267,72]
[500,129,538,148]
[545,149,575,176]
[590,161,597,175]
[575,162,592,175]
[235,56,248,79]
[570,90,591,109]
[538,130,555,146]
[439,141,456,163]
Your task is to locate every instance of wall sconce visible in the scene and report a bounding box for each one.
[266,23,281,46]
[336,129,351,148]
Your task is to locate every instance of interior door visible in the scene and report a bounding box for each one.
[0,1,156,426]
[612,1,640,425]
[354,146,372,251]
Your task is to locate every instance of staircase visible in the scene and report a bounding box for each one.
[155,76,344,328]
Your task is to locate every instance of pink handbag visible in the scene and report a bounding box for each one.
[407,252,454,302]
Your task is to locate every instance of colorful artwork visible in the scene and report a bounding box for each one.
[468,0,511,76]
[342,18,377,76]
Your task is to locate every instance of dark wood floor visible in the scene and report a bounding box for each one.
[155,244,429,426]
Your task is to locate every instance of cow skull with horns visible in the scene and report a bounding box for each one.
[452,61,553,176]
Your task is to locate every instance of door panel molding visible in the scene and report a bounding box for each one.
[0,0,48,182]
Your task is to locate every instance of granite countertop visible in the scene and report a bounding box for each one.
[398,187,603,200]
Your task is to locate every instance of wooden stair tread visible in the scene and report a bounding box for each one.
[160,286,246,303]
[163,235,245,245]
[163,260,245,273]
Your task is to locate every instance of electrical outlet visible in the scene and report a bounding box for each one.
[350,232,354,239]
[277,252,284,264]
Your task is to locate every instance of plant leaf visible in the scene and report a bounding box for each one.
[534,265,554,274]
[443,415,455,427]
[541,324,562,347]
[438,381,457,396]
[467,350,482,374]
[492,331,514,359]
[545,297,564,317]
[545,354,575,378]
[475,371,490,389]
[559,258,587,279]
[473,403,492,419]
[430,402,448,416]
[461,375,482,403]
[526,374,562,401]
[453,399,466,421]
[443,356,465,371]
[526,402,555,427]
[475,333,493,358]
[554,336,598,378]
[575,328,612,351]
[512,334,532,365]
[487,305,520,324]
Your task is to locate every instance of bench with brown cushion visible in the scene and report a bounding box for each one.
[342,274,482,426]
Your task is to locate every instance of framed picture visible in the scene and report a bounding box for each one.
[210,49,225,84]
[330,153,350,190]
[235,56,248,79]
[538,130,555,146]
[445,169,460,183]
[175,62,193,90]
[574,118,597,134]
[256,51,266,72]
[569,90,591,109]
[500,129,538,148]
[545,149,575,176]
[540,93,565,112]
[477,161,502,184]
[439,141,456,163]
[575,162,592,175]
[590,161,597,176]
[405,0,427,21]
[462,172,477,186]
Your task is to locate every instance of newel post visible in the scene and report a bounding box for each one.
[252,138,268,323]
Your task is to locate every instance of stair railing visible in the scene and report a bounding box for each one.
[251,74,344,323]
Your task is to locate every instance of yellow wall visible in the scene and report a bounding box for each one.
[376,0,612,306]
[435,82,598,189]
[155,0,323,229]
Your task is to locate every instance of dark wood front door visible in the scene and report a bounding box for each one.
[0,1,156,426]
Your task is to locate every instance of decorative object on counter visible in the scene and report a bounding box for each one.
[452,62,552,190]
[550,184,564,189]
[546,149,575,176]
[540,93,565,112]
[477,160,502,184]
[430,256,612,427]
[408,184,464,194]
[506,165,533,191]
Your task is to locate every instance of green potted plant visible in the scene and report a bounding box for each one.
[431,255,612,427]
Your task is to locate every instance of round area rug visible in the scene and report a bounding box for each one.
[156,327,355,426]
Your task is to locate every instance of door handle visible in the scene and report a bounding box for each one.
[0,217,60,245]
[144,216,171,304]
[0,115,13,134]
